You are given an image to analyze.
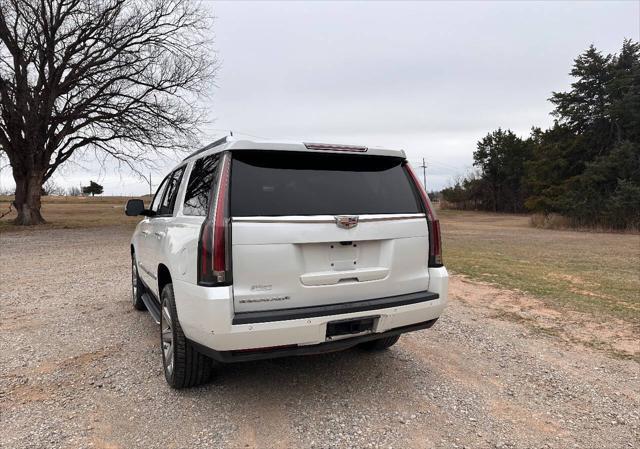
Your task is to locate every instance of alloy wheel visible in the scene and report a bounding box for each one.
[131,256,138,305]
[161,303,174,376]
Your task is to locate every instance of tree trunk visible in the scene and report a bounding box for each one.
[12,170,46,225]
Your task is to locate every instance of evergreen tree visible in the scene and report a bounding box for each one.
[473,129,532,212]
[527,40,640,229]
[82,181,104,197]
[447,40,639,229]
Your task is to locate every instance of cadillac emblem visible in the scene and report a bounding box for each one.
[335,215,359,229]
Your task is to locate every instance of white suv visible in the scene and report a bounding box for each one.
[126,137,448,388]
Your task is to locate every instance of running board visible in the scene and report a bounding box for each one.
[142,293,161,324]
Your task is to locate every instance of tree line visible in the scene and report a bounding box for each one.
[441,40,639,230]
[0,179,104,197]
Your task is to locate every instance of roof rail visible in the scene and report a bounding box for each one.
[182,136,230,161]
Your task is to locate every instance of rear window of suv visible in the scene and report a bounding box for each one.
[230,150,421,216]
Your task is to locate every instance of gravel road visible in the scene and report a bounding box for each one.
[1,226,638,449]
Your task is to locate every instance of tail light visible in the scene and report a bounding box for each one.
[198,152,232,286]
[403,162,443,267]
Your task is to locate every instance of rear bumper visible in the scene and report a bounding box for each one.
[173,266,448,353]
[192,318,438,362]
[232,290,439,324]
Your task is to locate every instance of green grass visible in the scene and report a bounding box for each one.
[439,209,640,325]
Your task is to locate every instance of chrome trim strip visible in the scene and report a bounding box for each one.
[232,213,425,224]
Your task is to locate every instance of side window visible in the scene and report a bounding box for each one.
[183,154,220,216]
[157,167,185,216]
[150,177,169,213]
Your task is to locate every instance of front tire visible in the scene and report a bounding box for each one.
[359,334,401,351]
[160,283,213,389]
[131,252,146,311]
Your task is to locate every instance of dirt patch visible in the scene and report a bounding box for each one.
[5,382,53,404]
[489,399,562,435]
[60,347,122,370]
[0,315,44,332]
[546,273,614,300]
[451,276,640,359]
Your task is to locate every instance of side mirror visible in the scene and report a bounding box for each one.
[125,199,145,216]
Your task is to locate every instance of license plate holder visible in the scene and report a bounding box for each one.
[326,316,377,338]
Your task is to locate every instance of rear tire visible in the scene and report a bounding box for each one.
[359,334,401,351]
[131,252,146,311]
[160,283,213,389]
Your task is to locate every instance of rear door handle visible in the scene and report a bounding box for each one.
[141,230,150,236]
[154,231,165,239]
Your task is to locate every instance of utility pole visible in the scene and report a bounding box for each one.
[148,172,152,196]
[420,158,428,191]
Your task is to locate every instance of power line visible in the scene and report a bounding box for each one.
[408,157,463,172]
[419,158,427,190]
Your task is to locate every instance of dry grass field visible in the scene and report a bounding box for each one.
[439,209,640,327]
[0,195,143,232]
[438,209,639,360]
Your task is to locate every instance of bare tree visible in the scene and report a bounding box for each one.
[43,179,65,195]
[0,0,217,224]
[67,185,82,196]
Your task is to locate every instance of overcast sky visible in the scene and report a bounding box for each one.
[1,0,638,195]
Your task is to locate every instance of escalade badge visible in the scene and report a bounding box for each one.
[335,215,359,229]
